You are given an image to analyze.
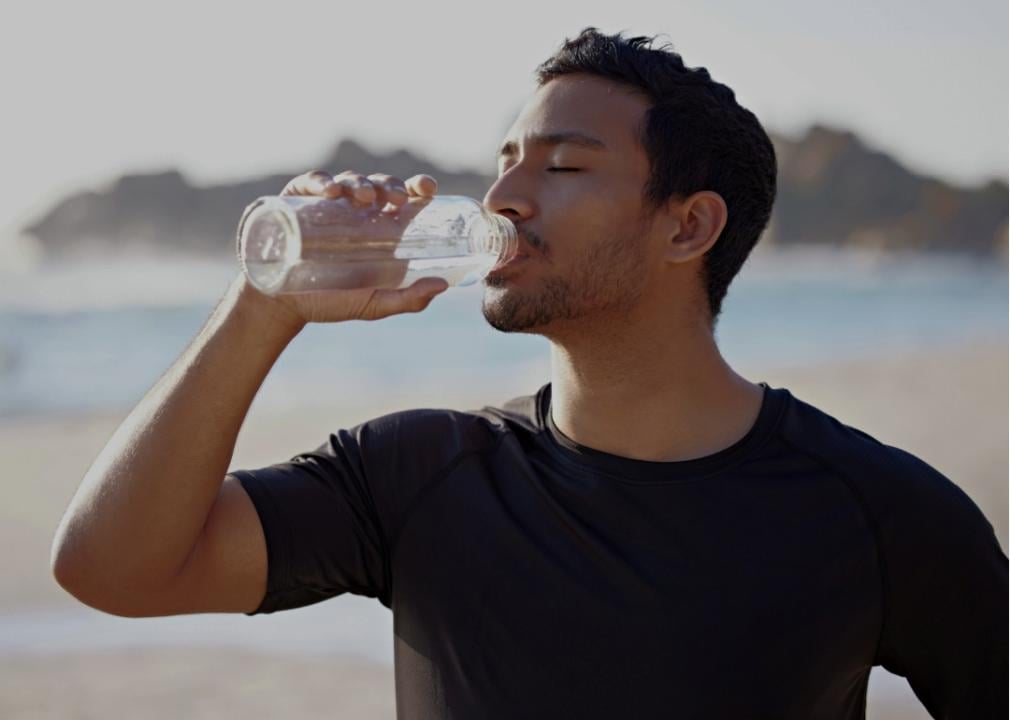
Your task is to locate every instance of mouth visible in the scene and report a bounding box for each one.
[488,252,530,276]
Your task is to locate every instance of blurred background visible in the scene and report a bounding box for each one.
[0,0,1006,718]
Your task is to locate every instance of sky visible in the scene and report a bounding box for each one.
[2,0,1007,247]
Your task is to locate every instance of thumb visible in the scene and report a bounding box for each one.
[412,277,450,298]
[402,277,450,314]
[365,277,450,319]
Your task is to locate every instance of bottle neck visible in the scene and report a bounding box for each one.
[485,213,519,260]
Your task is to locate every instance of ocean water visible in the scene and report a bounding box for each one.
[0,246,1006,419]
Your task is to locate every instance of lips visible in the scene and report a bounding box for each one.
[489,252,530,274]
[489,227,536,275]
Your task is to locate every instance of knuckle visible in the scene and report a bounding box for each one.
[371,176,407,195]
[373,174,406,194]
[339,173,371,187]
[407,174,437,193]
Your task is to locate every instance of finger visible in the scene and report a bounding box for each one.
[332,171,377,204]
[404,174,438,198]
[366,173,409,209]
[280,170,340,197]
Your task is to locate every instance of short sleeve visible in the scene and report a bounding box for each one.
[871,451,1008,718]
[230,425,393,615]
[229,407,495,617]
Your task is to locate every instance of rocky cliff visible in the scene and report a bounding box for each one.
[770,125,1007,256]
[22,127,1008,258]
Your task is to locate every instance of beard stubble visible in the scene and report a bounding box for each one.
[481,220,650,334]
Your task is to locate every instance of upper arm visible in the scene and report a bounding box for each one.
[146,475,268,616]
[871,454,1008,717]
[147,410,477,618]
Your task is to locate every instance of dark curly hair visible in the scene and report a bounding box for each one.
[535,28,777,328]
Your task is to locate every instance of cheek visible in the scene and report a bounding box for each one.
[532,170,645,254]
[545,180,622,231]
[543,190,637,251]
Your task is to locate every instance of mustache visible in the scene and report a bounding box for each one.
[516,224,545,255]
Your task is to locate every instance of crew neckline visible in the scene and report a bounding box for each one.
[537,381,788,482]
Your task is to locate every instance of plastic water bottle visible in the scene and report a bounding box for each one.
[236,195,518,296]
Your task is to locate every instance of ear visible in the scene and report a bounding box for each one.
[663,191,728,264]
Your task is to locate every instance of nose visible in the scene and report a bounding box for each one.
[482,170,535,225]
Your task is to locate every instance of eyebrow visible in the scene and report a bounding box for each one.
[496,131,607,161]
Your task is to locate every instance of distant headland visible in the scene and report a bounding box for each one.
[23,125,1008,259]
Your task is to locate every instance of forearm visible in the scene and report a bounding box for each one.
[52,275,305,599]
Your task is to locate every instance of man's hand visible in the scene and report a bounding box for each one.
[236,169,449,329]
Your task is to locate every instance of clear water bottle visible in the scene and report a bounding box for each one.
[236,194,518,296]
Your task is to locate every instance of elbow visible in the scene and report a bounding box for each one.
[50,546,98,612]
[51,550,181,619]
[51,561,158,619]
[50,541,147,619]
[50,535,78,596]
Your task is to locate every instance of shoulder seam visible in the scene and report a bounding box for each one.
[777,432,889,665]
[386,426,511,565]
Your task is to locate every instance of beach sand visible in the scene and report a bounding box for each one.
[0,648,396,719]
[0,339,1005,718]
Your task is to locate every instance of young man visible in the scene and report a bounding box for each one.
[53,28,1006,719]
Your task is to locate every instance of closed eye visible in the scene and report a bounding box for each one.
[547,167,580,173]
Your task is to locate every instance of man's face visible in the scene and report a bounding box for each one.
[481,74,662,335]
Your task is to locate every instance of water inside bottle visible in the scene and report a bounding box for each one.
[278,251,500,293]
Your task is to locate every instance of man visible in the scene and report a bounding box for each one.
[52,28,1006,719]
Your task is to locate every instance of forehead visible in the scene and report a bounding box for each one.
[504,74,650,152]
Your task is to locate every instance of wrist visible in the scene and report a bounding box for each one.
[227,274,307,338]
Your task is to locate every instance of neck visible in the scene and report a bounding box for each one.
[547,309,764,463]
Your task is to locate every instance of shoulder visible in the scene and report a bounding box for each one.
[774,388,996,544]
[355,406,497,446]
[342,407,501,479]
[345,383,546,470]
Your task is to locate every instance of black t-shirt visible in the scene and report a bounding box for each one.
[231,381,1007,719]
